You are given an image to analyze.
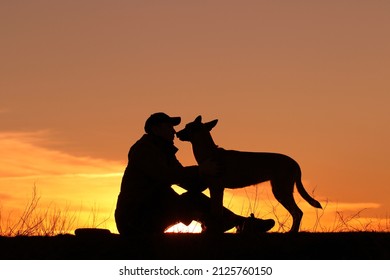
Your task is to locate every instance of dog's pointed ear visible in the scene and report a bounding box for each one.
[205,119,218,131]
[195,115,202,123]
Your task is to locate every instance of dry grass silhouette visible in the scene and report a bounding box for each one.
[226,186,389,233]
[269,201,389,233]
[0,186,110,236]
[0,186,388,236]
[1,189,388,261]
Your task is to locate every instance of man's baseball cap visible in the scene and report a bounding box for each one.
[144,112,181,133]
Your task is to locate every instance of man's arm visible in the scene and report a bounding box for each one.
[130,144,204,191]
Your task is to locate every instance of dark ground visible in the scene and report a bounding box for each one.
[0,232,389,260]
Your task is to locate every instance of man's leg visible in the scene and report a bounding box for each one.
[176,192,268,232]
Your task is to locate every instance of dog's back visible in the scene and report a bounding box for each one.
[207,148,300,189]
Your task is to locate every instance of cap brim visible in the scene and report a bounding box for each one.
[170,117,181,126]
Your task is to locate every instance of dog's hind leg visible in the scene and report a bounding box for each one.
[271,179,303,233]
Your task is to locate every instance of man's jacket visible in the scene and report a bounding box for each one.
[115,134,202,230]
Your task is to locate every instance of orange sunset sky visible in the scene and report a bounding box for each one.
[1,1,389,234]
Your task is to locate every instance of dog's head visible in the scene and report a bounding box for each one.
[176,115,218,142]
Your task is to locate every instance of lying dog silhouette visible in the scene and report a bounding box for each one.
[176,116,322,232]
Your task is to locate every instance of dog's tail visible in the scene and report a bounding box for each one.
[296,174,322,209]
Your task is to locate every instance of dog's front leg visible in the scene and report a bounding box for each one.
[208,185,224,233]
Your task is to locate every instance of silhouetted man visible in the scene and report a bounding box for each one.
[115,112,275,235]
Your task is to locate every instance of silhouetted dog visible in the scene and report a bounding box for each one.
[176,116,322,232]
